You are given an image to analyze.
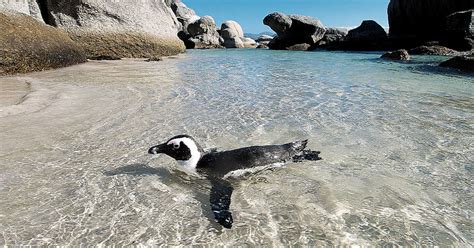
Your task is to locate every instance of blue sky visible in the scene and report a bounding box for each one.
[183,0,390,34]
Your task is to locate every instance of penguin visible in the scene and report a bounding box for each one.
[148,134,321,229]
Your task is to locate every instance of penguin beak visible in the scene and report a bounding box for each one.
[148,143,167,155]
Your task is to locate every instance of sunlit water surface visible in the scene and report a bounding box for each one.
[0,49,473,246]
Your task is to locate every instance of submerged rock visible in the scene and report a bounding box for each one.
[287,43,312,51]
[45,0,185,58]
[381,49,410,60]
[408,45,459,56]
[439,56,474,71]
[256,44,268,49]
[146,56,163,62]
[0,11,86,75]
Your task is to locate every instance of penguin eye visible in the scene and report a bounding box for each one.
[173,143,180,149]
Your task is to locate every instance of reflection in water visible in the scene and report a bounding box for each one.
[0,50,473,246]
[104,164,169,177]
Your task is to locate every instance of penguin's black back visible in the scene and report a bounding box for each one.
[197,140,307,177]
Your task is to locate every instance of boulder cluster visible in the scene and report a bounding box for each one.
[262,12,389,51]
[261,3,473,71]
[170,1,256,49]
[1,0,473,74]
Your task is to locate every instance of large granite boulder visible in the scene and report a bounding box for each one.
[388,0,474,49]
[338,20,388,50]
[317,28,347,47]
[241,37,257,48]
[167,0,199,29]
[188,16,217,37]
[44,0,185,58]
[0,11,86,75]
[439,55,474,71]
[288,15,326,44]
[166,0,200,49]
[443,10,473,50]
[381,49,410,60]
[186,16,222,48]
[220,20,256,48]
[347,20,387,43]
[221,21,244,38]
[263,12,292,36]
[223,37,244,48]
[263,12,326,51]
[0,0,42,22]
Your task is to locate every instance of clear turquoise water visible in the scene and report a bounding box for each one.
[0,49,473,246]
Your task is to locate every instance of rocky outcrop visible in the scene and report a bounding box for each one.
[0,11,86,75]
[168,0,199,30]
[408,45,459,56]
[166,0,201,49]
[220,20,256,48]
[287,43,312,51]
[256,35,274,45]
[185,16,222,48]
[289,15,326,44]
[443,10,473,50]
[388,0,474,50]
[44,0,185,58]
[342,20,388,50]
[381,49,410,60]
[263,12,292,36]
[317,28,347,47]
[264,12,326,51]
[439,56,474,71]
[241,37,257,48]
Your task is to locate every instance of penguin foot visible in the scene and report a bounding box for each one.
[213,210,233,229]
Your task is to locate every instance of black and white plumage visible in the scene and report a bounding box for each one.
[148,134,321,228]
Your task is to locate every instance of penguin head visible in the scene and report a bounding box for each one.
[148,135,203,169]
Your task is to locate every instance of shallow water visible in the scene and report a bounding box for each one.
[0,49,473,246]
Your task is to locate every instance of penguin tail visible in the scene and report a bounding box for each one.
[291,139,308,152]
[290,140,322,162]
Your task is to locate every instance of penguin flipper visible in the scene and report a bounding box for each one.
[293,150,322,162]
[209,176,234,229]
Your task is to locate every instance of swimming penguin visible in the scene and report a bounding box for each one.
[148,134,321,228]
